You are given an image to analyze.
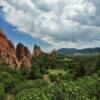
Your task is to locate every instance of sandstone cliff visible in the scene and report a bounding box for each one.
[0,29,32,69]
[0,29,19,69]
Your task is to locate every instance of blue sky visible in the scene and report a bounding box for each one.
[0,8,50,52]
[0,0,100,51]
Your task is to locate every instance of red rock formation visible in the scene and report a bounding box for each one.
[0,29,32,69]
[34,45,42,57]
[0,29,20,69]
[16,43,32,69]
[49,49,56,60]
[24,47,32,60]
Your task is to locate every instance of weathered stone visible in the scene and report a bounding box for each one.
[0,29,20,69]
[33,45,42,57]
[16,43,32,69]
[49,49,56,60]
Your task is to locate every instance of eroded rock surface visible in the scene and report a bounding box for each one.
[0,29,19,68]
[16,43,32,69]
[34,45,42,57]
[49,49,56,60]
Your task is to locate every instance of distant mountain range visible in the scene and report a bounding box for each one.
[57,47,100,55]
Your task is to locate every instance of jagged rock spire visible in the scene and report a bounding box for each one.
[16,43,32,69]
[33,44,42,57]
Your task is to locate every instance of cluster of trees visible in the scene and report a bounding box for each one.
[67,55,100,78]
[31,54,100,79]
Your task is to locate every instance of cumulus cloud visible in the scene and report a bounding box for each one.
[0,0,100,50]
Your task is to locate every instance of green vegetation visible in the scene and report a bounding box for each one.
[48,69,66,75]
[0,54,100,100]
[15,75,100,100]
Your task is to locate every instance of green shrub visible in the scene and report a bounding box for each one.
[30,70,43,79]
[49,74,59,82]
[14,79,48,95]
[0,83,5,100]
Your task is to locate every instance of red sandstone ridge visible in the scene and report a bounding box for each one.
[0,29,19,68]
[16,43,32,69]
[0,29,32,69]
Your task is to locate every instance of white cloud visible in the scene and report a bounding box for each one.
[0,0,100,50]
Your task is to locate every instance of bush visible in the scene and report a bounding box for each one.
[40,68,48,74]
[0,83,5,100]
[31,70,43,79]
[14,79,48,95]
[49,74,59,82]
[19,67,31,80]
[60,71,74,80]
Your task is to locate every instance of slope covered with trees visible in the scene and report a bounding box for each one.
[0,54,100,100]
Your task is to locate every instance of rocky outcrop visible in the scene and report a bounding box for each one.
[0,29,57,70]
[16,43,32,69]
[0,29,32,69]
[0,29,20,69]
[33,44,56,60]
[49,49,56,60]
[34,45,42,57]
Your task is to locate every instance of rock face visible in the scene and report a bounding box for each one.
[16,43,32,69]
[34,45,42,57]
[49,49,56,60]
[0,29,32,69]
[0,29,19,68]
